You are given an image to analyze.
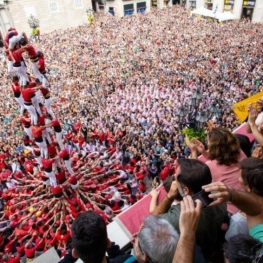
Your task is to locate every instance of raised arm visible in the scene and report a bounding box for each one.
[173,197,202,263]
[152,181,178,215]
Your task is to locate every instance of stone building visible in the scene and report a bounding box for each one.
[0,0,262,35]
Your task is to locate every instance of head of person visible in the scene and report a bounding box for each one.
[134,215,179,263]
[207,128,240,166]
[238,157,263,197]
[12,76,19,83]
[19,38,27,46]
[224,234,263,263]
[176,159,212,197]
[71,211,109,263]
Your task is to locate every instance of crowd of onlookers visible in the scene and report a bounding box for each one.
[0,4,263,263]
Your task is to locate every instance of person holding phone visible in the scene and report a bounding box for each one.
[153,158,226,262]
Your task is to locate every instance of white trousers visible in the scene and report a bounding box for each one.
[64,159,75,175]
[45,97,55,119]
[44,171,57,186]
[24,104,38,125]
[34,156,42,167]
[31,96,42,115]
[56,132,64,150]
[36,90,44,104]
[32,61,43,82]
[7,61,14,76]
[24,126,33,140]
[35,140,48,158]
[42,129,52,144]
[14,95,25,116]
[13,65,29,86]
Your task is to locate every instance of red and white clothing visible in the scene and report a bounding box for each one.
[11,82,24,115]
[50,119,64,149]
[22,88,38,125]
[40,86,55,119]
[41,158,57,186]
[58,149,74,175]
[11,48,29,86]
[32,126,48,158]
[21,116,32,139]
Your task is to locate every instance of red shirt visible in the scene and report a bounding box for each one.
[4,29,18,44]
[7,256,21,263]
[20,116,31,127]
[21,88,35,103]
[40,87,49,96]
[25,246,37,258]
[32,126,45,138]
[47,144,57,158]
[11,83,21,93]
[38,57,46,74]
[12,49,25,63]
[51,119,60,127]
[24,160,34,173]
[41,158,54,169]
[56,170,66,182]
[25,45,37,57]
[51,185,62,195]
[58,149,69,159]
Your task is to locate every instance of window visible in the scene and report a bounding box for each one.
[75,0,83,9]
[49,1,59,13]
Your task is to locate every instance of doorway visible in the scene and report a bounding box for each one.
[92,0,97,11]
[242,7,254,20]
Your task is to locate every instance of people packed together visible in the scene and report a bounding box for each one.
[0,4,263,263]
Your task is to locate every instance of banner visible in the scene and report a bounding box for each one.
[233,91,263,123]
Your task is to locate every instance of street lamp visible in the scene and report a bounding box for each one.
[208,102,217,118]
[176,106,188,129]
[196,111,208,130]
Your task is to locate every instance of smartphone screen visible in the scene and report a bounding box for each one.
[192,190,213,208]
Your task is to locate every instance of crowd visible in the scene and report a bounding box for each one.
[0,4,262,263]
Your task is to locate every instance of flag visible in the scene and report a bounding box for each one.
[233,91,263,122]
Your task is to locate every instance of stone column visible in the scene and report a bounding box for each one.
[157,0,164,9]
[213,0,224,12]
[252,0,263,22]
[233,0,243,19]
[196,0,205,9]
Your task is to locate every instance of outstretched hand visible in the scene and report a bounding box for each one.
[179,196,202,235]
[202,182,232,206]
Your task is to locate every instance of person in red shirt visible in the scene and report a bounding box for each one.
[9,43,29,86]
[51,184,63,198]
[44,233,57,252]
[11,76,25,116]
[20,110,32,140]
[20,37,44,83]
[21,85,40,125]
[38,114,52,144]
[41,157,56,186]
[2,254,21,263]
[36,79,55,119]
[55,168,66,184]
[32,123,48,158]
[44,118,64,150]
[53,148,74,175]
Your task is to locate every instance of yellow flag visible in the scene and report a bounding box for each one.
[233,91,263,122]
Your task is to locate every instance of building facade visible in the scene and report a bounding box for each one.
[0,0,262,35]
[186,0,263,22]
[0,0,92,34]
